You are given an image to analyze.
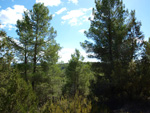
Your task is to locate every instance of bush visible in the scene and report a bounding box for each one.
[41,92,92,113]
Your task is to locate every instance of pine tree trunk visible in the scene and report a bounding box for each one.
[24,45,27,82]
[108,11,114,74]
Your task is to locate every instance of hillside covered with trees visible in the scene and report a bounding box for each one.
[0,0,150,112]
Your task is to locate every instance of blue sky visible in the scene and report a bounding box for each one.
[0,0,150,63]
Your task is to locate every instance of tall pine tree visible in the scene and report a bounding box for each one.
[81,0,128,76]
[16,11,33,81]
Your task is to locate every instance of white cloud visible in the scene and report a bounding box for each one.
[61,8,92,26]
[36,0,61,7]
[79,29,86,34]
[61,21,66,25]
[52,14,55,17]
[0,24,6,29]
[0,5,26,29]
[68,18,79,26]
[68,0,78,5]
[89,13,94,21]
[82,15,89,22]
[58,48,75,63]
[58,48,98,63]
[62,9,84,20]
[8,24,16,30]
[56,7,67,15]
[0,6,1,8]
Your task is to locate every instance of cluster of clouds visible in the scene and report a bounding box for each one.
[36,0,93,26]
[0,5,26,30]
[61,8,92,26]
[68,0,78,5]
[58,48,97,63]
[36,0,78,6]
[0,0,93,30]
[0,0,80,29]
[36,0,61,7]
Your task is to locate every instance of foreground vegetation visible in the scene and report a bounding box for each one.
[1,0,150,112]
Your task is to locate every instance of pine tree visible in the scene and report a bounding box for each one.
[16,11,33,81]
[30,3,57,74]
[65,49,94,96]
[81,0,128,76]
[16,3,57,88]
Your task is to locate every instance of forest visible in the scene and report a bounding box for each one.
[0,0,150,113]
